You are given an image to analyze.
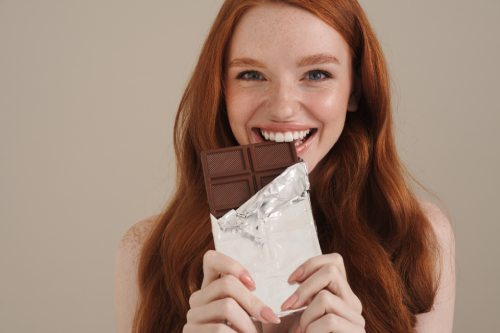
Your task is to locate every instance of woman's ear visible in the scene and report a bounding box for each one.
[347,75,361,112]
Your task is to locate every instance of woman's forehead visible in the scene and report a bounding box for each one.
[227,3,350,67]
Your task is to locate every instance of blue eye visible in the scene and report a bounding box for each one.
[306,70,332,81]
[236,69,332,81]
[236,71,264,81]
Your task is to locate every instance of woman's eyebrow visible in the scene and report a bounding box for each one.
[228,53,341,69]
[228,57,266,68]
[297,53,341,67]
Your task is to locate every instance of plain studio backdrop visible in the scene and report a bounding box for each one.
[1,1,499,332]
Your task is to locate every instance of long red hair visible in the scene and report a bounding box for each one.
[133,1,439,332]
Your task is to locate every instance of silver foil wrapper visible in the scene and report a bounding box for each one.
[210,162,322,317]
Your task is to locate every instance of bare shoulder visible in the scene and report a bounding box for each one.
[119,214,159,254]
[417,199,455,249]
[115,214,160,333]
[414,200,456,332]
[116,214,159,293]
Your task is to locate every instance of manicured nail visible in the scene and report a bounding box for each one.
[288,266,304,283]
[281,293,299,311]
[239,270,256,290]
[260,306,281,324]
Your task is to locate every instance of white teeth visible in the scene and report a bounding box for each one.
[260,128,312,143]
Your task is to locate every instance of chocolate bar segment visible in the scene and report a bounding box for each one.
[201,142,299,218]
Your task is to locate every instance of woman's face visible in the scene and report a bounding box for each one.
[224,3,357,172]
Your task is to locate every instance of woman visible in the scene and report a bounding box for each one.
[116,1,455,332]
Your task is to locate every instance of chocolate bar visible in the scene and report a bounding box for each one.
[201,142,299,217]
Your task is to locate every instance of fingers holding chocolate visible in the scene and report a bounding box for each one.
[186,298,258,333]
[286,254,362,313]
[190,274,279,324]
[185,249,280,332]
[283,264,355,311]
[297,290,365,331]
[282,254,366,333]
[288,253,347,284]
[201,250,256,290]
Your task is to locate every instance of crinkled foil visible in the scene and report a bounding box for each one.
[210,162,322,317]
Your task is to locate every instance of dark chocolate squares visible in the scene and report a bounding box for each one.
[201,142,299,218]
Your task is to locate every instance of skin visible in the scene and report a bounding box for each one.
[185,3,365,333]
[116,202,455,332]
[224,3,359,173]
[116,3,455,333]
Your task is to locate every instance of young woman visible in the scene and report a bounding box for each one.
[116,1,455,332]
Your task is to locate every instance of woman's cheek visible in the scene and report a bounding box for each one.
[305,91,347,120]
[226,94,258,145]
[229,90,265,119]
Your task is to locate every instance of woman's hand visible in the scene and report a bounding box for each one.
[281,253,365,333]
[183,250,280,333]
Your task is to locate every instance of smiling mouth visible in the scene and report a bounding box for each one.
[253,128,317,148]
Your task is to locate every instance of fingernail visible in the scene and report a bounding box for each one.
[260,306,281,324]
[295,326,302,333]
[288,266,304,283]
[281,293,299,311]
[239,270,256,290]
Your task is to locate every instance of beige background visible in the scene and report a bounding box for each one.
[1,0,499,332]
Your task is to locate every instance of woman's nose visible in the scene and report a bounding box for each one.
[266,81,300,121]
